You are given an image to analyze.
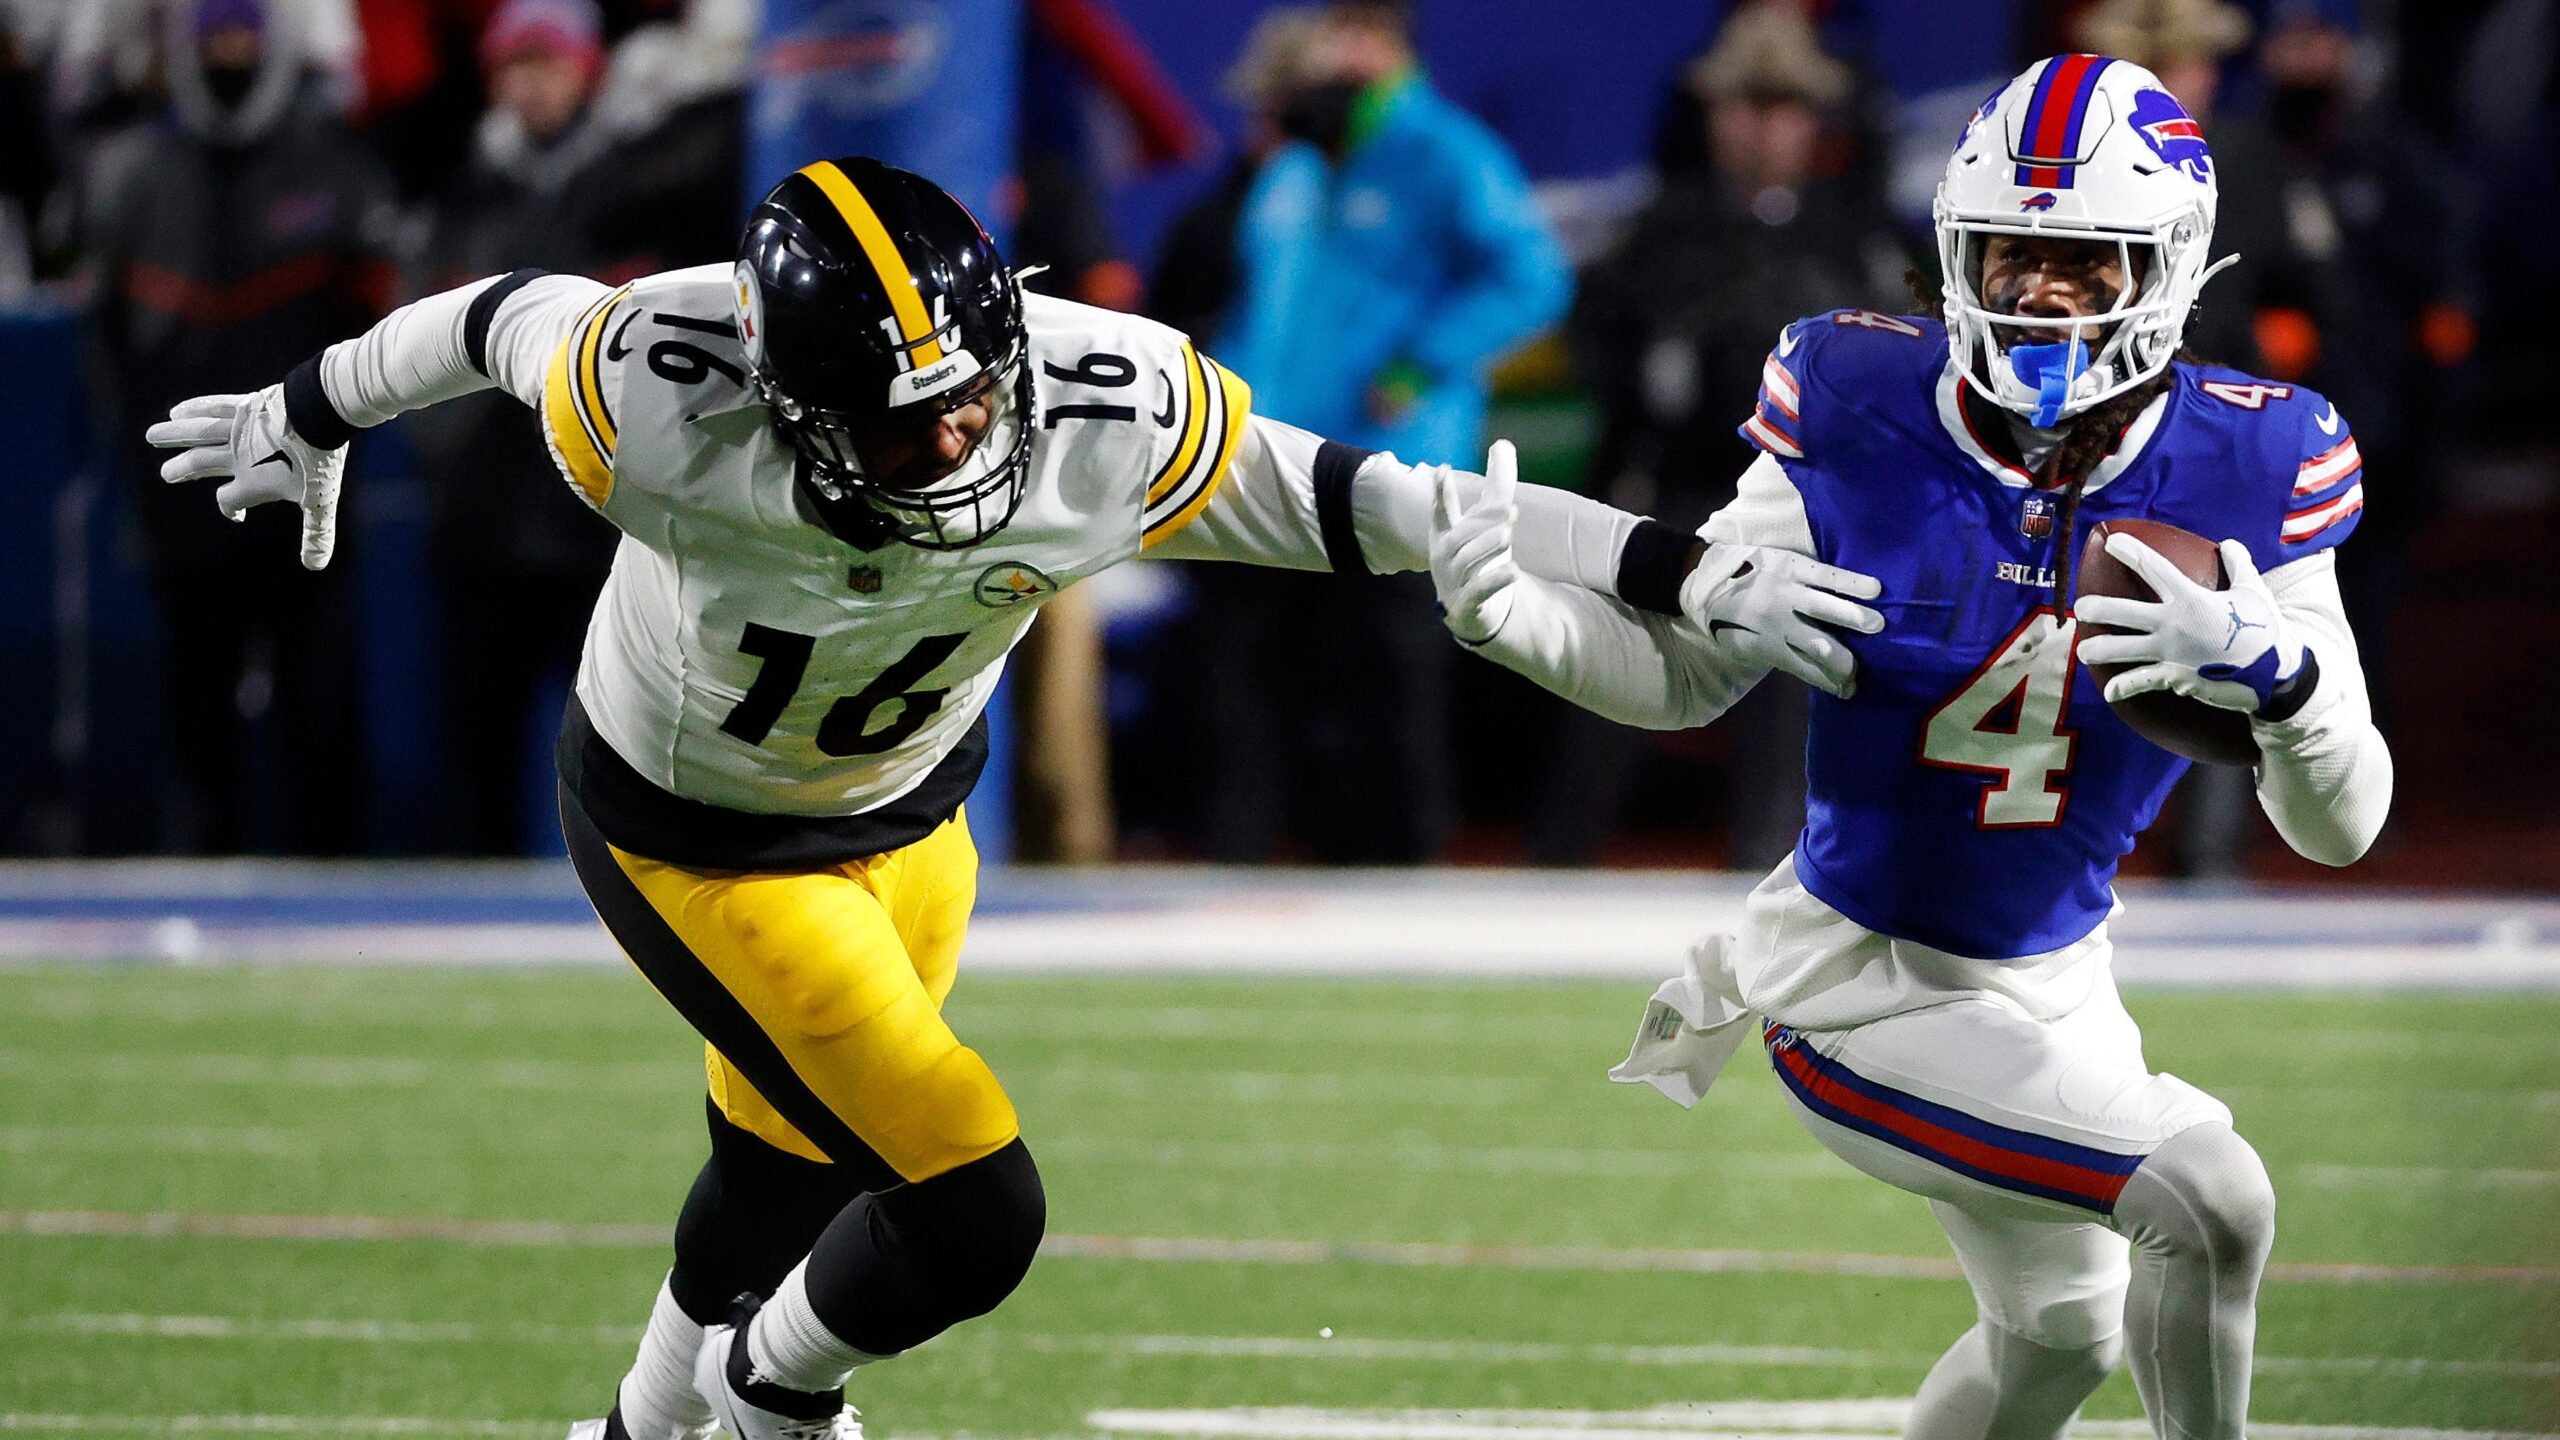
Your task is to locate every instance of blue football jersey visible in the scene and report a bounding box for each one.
[1739,310,2365,959]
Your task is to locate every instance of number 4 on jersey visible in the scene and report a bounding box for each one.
[1920,611,2079,828]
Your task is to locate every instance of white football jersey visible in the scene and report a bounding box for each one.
[535,265,1249,818]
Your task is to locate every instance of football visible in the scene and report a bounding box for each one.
[2075,518,2261,766]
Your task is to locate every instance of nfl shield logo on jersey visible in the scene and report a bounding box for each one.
[2020,494,2057,539]
[847,564,884,594]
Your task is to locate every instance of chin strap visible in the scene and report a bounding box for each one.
[2008,334,2091,428]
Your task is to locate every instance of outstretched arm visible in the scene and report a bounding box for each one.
[1425,445,1884,731]
[316,269,608,422]
[1145,411,1666,603]
[145,270,611,568]
[1429,444,1752,730]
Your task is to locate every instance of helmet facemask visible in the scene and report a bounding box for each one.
[1936,207,2214,428]
[758,332,1036,552]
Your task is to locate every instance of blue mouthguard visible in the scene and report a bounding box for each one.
[2007,336,2090,428]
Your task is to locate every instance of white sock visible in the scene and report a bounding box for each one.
[614,1275,715,1440]
[745,1263,878,1393]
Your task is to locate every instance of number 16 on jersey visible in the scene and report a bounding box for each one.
[1920,611,2080,828]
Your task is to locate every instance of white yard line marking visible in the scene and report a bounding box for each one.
[0,1416,559,1437]
[2219,1085,2560,1110]
[955,1005,1629,1047]
[1038,1233,1965,1279]
[1084,1403,2560,1440]
[1035,1232,2560,1289]
[5,1211,2552,1286]
[1090,1403,1910,1440]
[2299,1164,2560,1190]
[1019,1066,1585,1108]
[0,1049,1589,1109]
[0,1124,693,1161]
[0,1049,683,1092]
[40,1313,629,1345]
[1026,1332,2560,1380]
[35,1316,2555,1382]
[1039,1138,1842,1181]
[0,1210,665,1247]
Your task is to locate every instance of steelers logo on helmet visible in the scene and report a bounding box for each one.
[1931,54,2237,429]
[735,155,1035,549]
[732,261,769,368]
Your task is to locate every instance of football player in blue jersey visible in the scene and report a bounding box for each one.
[1426,55,2389,1440]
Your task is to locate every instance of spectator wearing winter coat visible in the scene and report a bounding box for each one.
[1194,0,1568,865]
[402,0,743,852]
[80,0,394,853]
[1222,1,1568,467]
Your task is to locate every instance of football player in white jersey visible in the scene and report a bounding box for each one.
[1422,56,2391,1440]
[147,158,1685,1440]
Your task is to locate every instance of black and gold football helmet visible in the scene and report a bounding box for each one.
[735,158,1034,549]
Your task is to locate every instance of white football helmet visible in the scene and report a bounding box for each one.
[1934,54,2234,426]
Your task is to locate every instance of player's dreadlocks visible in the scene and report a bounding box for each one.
[2034,368,2176,608]
[1904,268,2186,608]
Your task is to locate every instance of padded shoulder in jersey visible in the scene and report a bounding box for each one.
[1022,293,1253,549]
[539,264,754,513]
[1739,308,1940,464]
[2179,366,2365,565]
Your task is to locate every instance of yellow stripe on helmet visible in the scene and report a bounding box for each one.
[800,160,946,369]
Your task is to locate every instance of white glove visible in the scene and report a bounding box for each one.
[1429,438,1545,646]
[146,385,347,570]
[2075,533,2307,714]
[1677,543,1884,699]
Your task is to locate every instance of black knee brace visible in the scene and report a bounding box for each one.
[668,1100,879,1324]
[801,1138,1047,1357]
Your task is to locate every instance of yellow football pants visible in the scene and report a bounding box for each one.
[592,810,1019,1183]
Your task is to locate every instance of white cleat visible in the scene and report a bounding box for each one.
[694,1304,863,1440]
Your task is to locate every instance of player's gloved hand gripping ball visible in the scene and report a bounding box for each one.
[2074,530,2308,715]
[1676,543,1885,700]
[146,385,347,571]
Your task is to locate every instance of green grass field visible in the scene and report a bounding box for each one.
[1,964,2554,1436]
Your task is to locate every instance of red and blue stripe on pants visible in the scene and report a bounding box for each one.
[1765,1021,2146,1213]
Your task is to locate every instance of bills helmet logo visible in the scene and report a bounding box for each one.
[2020,494,2056,540]
[2020,192,2059,212]
[2129,88,2213,183]
[1960,83,2004,143]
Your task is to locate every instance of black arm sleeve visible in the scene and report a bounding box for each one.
[1615,518,1701,617]
[463,268,550,377]
[1312,439,1378,576]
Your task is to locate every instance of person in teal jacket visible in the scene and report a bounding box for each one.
[1224,1,1570,467]
[1181,1,1570,866]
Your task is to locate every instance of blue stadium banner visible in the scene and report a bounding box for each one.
[748,0,1022,236]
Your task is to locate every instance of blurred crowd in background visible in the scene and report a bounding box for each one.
[0,0,2552,885]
